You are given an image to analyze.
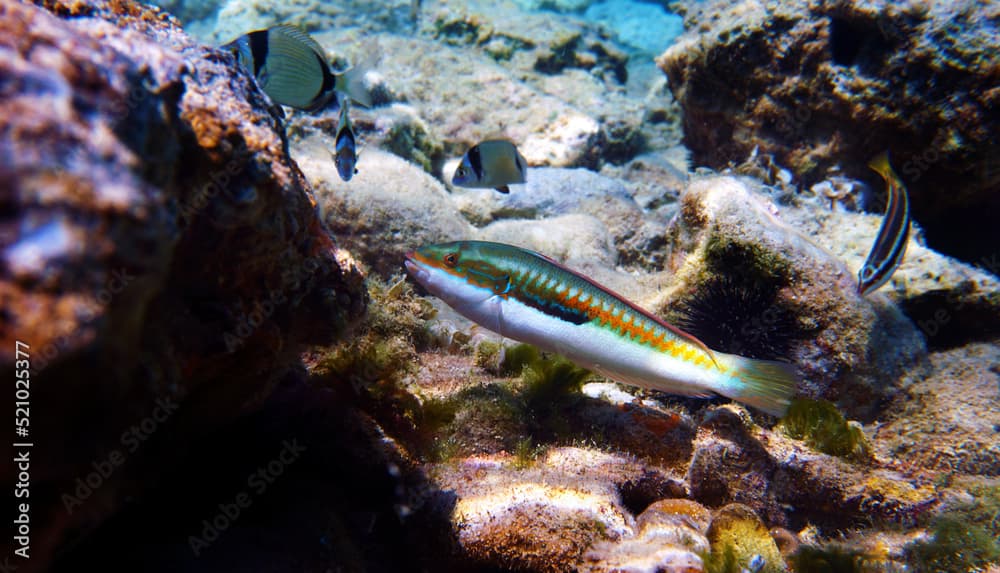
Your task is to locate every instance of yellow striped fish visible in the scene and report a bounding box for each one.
[858,153,910,297]
[405,241,799,416]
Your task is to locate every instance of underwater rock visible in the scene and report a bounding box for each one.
[658,176,925,418]
[144,0,217,23]
[0,0,365,568]
[782,193,1000,349]
[452,167,639,224]
[455,167,675,272]
[583,0,684,55]
[297,144,475,276]
[479,214,618,270]
[688,405,938,530]
[657,0,1000,268]
[358,34,606,169]
[195,0,390,43]
[582,498,710,572]
[876,341,1000,476]
[371,104,445,174]
[429,1,628,83]
[430,448,637,571]
[706,504,788,573]
[512,0,594,12]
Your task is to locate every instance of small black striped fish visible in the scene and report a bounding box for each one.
[333,99,358,181]
[858,152,910,297]
[452,139,527,194]
[223,25,371,112]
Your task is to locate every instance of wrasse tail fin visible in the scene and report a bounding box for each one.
[719,356,798,417]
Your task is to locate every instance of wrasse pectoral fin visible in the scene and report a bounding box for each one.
[495,185,510,194]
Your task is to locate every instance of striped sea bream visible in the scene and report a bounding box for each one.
[404,241,798,416]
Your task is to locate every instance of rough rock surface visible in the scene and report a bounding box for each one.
[657,0,1000,268]
[782,189,1000,350]
[294,141,475,276]
[432,449,635,571]
[0,0,365,568]
[687,406,937,531]
[876,341,1000,476]
[271,0,673,175]
[582,498,709,572]
[657,176,926,418]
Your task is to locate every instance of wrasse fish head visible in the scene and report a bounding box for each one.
[404,242,499,314]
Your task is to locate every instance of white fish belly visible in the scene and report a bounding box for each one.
[482,295,723,398]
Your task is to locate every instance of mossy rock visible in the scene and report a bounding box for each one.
[779,399,872,460]
[905,516,1000,573]
[705,504,787,573]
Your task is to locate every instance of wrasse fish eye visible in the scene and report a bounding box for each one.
[859,264,877,283]
[405,240,799,416]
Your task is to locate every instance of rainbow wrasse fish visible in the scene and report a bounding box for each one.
[858,152,910,297]
[405,241,798,416]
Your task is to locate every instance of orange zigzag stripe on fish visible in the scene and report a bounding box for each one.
[405,240,799,416]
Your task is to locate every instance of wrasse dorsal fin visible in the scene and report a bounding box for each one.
[526,249,721,370]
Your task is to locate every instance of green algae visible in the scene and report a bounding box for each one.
[473,339,504,373]
[706,505,787,573]
[702,544,742,573]
[313,276,436,389]
[962,482,1000,539]
[421,344,594,461]
[779,399,872,460]
[309,275,444,459]
[899,482,1000,572]
[500,343,542,376]
[513,436,545,469]
[905,516,999,573]
[703,235,791,286]
[789,544,871,573]
[382,119,443,175]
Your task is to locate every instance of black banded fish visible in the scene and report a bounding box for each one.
[333,99,358,181]
[405,241,799,416]
[223,25,372,112]
[858,152,910,297]
[452,139,527,194]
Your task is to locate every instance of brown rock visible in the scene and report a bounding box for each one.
[0,0,365,568]
[657,0,1000,267]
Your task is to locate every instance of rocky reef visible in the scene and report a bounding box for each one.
[0,0,364,569]
[657,0,1000,269]
[3,0,999,572]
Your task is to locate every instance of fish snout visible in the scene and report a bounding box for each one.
[403,254,428,284]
